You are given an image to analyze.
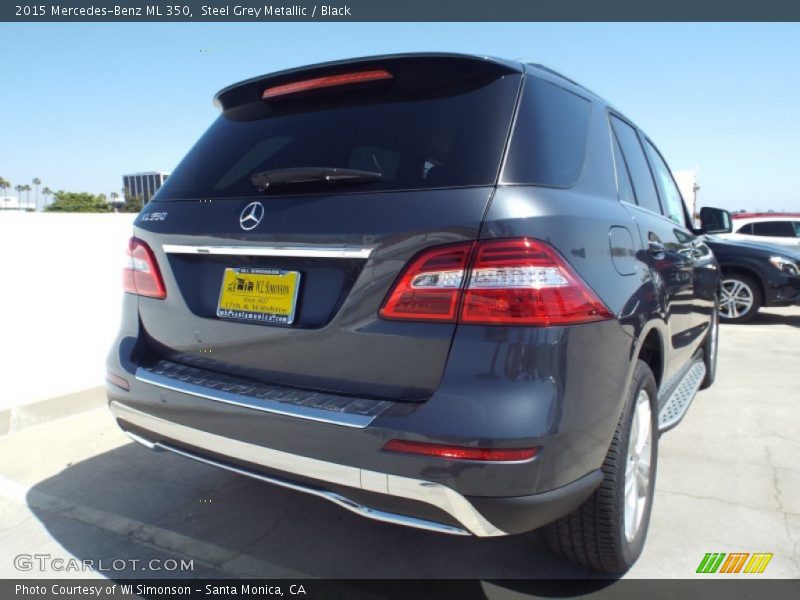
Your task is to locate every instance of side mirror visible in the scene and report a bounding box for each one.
[699,206,732,234]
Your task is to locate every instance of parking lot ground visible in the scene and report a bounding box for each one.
[0,308,798,580]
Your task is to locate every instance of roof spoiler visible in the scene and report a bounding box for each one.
[213,53,523,111]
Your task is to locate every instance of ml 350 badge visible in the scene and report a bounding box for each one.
[216,267,301,325]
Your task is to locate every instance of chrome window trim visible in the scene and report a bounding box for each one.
[110,401,506,538]
[162,244,373,259]
[135,368,375,429]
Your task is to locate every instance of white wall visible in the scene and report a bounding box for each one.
[1,196,36,210]
[0,213,136,408]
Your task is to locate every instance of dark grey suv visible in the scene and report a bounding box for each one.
[107,53,727,573]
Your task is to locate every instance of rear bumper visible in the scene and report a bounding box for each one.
[107,293,630,537]
[110,400,601,537]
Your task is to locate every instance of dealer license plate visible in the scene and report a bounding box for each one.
[216,267,300,325]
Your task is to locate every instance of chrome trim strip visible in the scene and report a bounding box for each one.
[163,442,467,537]
[135,368,375,429]
[162,244,373,259]
[110,401,506,537]
[124,430,159,451]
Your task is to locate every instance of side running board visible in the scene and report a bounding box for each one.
[658,360,706,432]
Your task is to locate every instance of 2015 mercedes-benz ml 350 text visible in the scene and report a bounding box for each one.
[107,53,730,573]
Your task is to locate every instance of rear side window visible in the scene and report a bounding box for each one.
[643,140,686,226]
[609,116,662,215]
[751,221,797,237]
[155,63,522,200]
[737,223,753,234]
[610,134,636,205]
[502,76,591,187]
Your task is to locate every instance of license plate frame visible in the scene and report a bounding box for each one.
[216,267,301,326]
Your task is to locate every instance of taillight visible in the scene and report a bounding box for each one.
[262,69,393,100]
[123,237,166,299]
[379,242,473,322]
[379,238,612,326]
[460,239,612,326]
[382,439,539,462]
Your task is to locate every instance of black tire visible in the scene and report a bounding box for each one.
[545,360,658,573]
[719,273,762,323]
[700,294,719,390]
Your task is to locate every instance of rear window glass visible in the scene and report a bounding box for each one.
[155,65,521,200]
[611,134,636,205]
[610,116,662,216]
[501,76,591,187]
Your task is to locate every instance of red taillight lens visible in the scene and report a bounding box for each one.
[383,439,538,462]
[262,69,393,100]
[460,239,612,326]
[123,237,166,299]
[106,372,130,391]
[379,242,473,322]
[380,238,612,326]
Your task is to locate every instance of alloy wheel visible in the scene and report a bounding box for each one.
[624,389,652,542]
[720,278,754,320]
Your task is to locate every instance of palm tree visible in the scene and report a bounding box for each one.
[0,177,9,210]
[22,184,32,209]
[32,177,41,211]
[14,184,23,209]
[42,187,53,207]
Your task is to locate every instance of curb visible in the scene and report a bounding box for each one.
[0,387,107,437]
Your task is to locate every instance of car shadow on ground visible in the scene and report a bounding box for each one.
[748,310,800,327]
[26,441,612,580]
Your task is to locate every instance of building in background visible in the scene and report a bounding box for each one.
[0,196,35,211]
[673,169,700,220]
[122,171,169,205]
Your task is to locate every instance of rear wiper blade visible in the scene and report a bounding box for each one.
[251,167,382,192]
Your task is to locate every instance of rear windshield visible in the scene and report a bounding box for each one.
[155,63,521,200]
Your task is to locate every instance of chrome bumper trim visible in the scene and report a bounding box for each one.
[110,401,506,538]
[162,243,373,259]
[123,430,159,450]
[135,368,375,429]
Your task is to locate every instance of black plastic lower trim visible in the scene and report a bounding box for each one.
[467,469,604,535]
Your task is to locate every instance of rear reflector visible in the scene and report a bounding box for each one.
[383,439,538,462]
[106,372,130,391]
[123,237,166,299]
[262,69,393,100]
[379,238,612,326]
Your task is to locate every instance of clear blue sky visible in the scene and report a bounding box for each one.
[1,22,799,211]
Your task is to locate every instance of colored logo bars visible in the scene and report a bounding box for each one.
[696,552,773,574]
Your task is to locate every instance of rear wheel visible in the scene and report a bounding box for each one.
[719,274,761,323]
[545,360,658,573]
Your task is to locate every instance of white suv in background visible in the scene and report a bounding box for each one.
[723,213,800,248]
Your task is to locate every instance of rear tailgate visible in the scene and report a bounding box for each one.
[134,55,522,401]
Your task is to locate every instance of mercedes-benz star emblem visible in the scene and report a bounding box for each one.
[239,201,264,231]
